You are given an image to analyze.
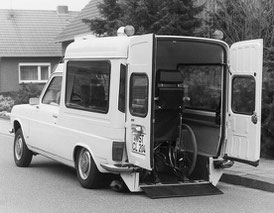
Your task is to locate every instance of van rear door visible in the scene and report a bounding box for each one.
[225,39,263,166]
[125,34,154,170]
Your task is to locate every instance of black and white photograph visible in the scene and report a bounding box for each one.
[0,0,274,212]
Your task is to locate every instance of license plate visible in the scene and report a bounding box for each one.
[132,132,146,155]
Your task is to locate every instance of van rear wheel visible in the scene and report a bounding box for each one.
[76,148,103,189]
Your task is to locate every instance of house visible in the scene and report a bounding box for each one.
[0,6,77,93]
[55,0,102,55]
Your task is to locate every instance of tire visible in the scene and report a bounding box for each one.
[76,148,103,189]
[177,123,197,176]
[13,128,33,167]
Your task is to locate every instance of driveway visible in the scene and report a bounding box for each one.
[0,118,11,136]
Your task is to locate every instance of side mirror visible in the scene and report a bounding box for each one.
[29,97,39,105]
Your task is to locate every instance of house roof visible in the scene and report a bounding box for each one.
[0,9,77,57]
[55,0,102,42]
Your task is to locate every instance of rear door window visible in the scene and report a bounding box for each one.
[232,76,255,115]
[129,74,148,117]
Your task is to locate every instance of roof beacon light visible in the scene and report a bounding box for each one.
[117,25,135,37]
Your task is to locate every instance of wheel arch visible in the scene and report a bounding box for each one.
[73,144,103,172]
[12,119,30,146]
[13,120,21,134]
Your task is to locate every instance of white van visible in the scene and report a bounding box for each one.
[10,26,263,198]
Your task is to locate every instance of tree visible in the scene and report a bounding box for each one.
[209,0,274,58]
[82,0,123,36]
[209,0,274,158]
[82,0,204,36]
[209,0,274,67]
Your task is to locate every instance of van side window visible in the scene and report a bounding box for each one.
[65,61,110,113]
[232,76,255,115]
[178,65,222,111]
[118,64,126,113]
[129,74,148,117]
[42,76,62,106]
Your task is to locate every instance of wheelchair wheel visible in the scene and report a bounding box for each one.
[177,123,198,176]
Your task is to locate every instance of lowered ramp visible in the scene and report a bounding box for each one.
[141,182,223,199]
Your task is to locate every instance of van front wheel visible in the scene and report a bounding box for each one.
[76,148,102,189]
[13,128,33,167]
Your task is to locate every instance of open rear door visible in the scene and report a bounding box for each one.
[125,34,154,170]
[225,39,263,166]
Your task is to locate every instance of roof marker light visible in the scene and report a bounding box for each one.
[117,25,135,37]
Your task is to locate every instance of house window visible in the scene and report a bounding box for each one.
[19,63,51,83]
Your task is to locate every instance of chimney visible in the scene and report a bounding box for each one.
[57,5,68,14]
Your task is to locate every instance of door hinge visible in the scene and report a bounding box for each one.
[251,112,258,124]
[214,159,234,169]
[226,63,232,75]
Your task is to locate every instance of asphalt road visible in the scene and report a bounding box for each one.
[1,134,274,213]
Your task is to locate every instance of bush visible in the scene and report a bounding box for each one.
[261,68,274,159]
[14,83,43,105]
[0,95,14,112]
[0,83,43,112]
[261,103,274,158]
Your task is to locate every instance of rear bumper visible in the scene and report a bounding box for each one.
[100,163,139,173]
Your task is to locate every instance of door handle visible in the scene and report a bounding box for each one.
[132,125,144,133]
[52,114,58,119]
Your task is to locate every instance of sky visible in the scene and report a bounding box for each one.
[0,0,91,11]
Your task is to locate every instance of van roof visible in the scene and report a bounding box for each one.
[52,63,64,73]
[64,34,228,60]
[65,36,130,59]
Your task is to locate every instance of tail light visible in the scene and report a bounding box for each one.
[112,141,124,161]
